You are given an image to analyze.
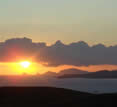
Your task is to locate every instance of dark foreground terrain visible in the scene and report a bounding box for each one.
[0,87,116,107]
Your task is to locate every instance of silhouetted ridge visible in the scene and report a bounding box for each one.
[59,68,88,75]
[58,70,117,79]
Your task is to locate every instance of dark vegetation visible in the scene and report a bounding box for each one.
[58,70,117,79]
[0,87,116,107]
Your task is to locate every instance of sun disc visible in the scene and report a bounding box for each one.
[20,61,31,68]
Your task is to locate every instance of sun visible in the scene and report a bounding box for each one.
[20,61,31,68]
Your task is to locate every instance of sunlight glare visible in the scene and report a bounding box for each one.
[20,61,31,68]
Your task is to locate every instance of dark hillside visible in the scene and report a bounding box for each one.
[0,87,116,107]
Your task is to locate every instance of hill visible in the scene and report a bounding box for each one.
[0,87,116,107]
[0,87,91,107]
[40,68,88,77]
[58,70,117,79]
[41,71,57,77]
[58,68,88,76]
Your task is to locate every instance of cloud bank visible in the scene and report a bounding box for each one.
[0,37,117,67]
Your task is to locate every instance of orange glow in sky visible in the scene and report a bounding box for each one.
[0,62,117,75]
[11,61,38,75]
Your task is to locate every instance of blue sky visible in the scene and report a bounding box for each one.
[0,0,117,45]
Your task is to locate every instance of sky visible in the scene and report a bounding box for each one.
[0,0,117,45]
[0,37,117,75]
[0,0,117,75]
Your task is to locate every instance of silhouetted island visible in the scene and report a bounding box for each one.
[58,70,117,79]
[59,68,88,75]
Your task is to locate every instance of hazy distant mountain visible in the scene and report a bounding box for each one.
[41,68,88,77]
[58,68,88,76]
[41,71,57,77]
[58,70,117,79]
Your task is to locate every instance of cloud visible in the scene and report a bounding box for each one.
[38,40,117,66]
[0,37,46,62]
[0,37,117,67]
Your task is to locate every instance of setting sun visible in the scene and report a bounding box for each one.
[20,61,31,68]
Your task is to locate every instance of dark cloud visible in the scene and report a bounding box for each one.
[0,37,117,66]
[38,40,117,66]
[0,37,46,62]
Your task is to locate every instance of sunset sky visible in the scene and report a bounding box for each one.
[0,0,117,75]
[0,0,117,45]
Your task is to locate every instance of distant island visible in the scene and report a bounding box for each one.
[58,70,117,79]
[41,68,88,77]
[58,68,88,75]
